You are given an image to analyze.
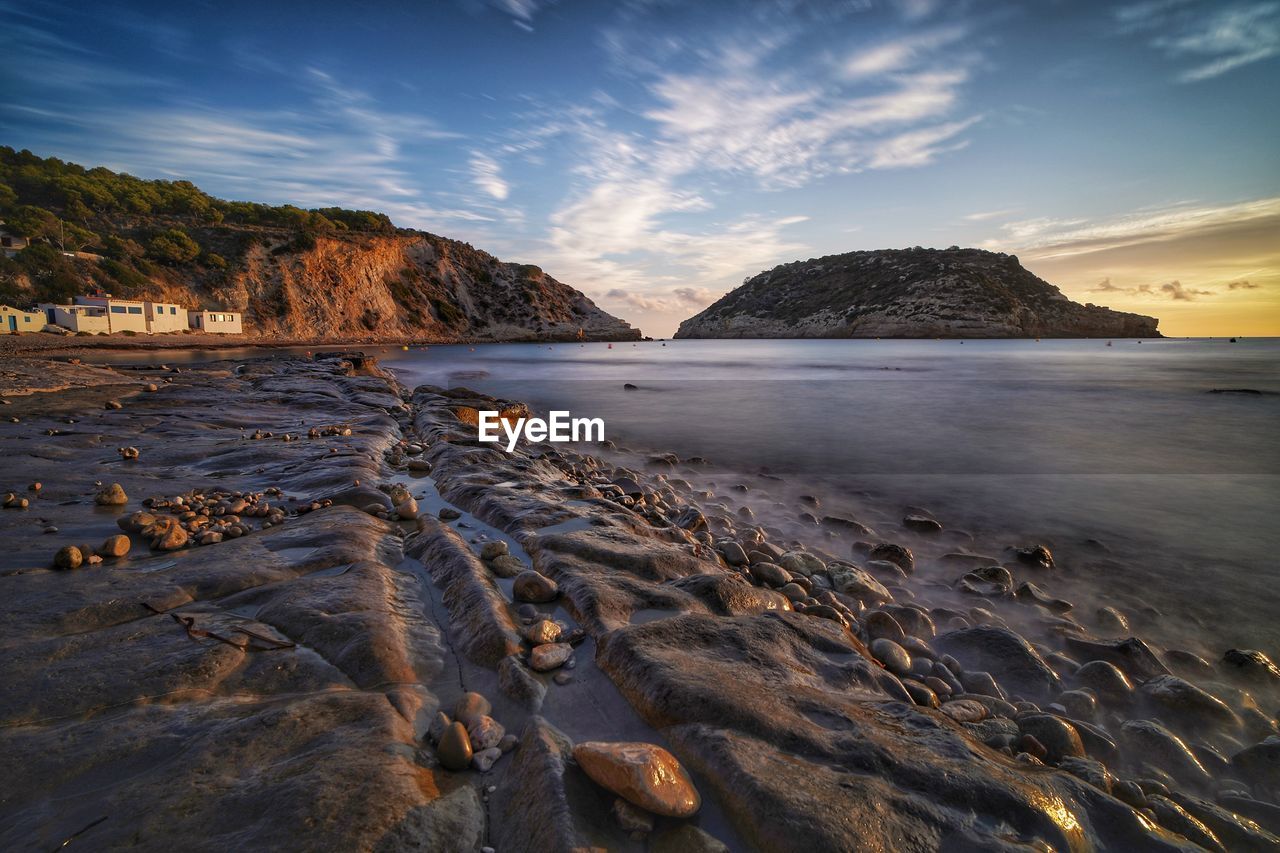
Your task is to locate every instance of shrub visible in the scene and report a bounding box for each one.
[146,229,200,264]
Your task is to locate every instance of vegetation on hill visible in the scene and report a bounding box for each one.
[0,145,394,306]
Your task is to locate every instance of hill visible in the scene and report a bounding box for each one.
[674,247,1159,339]
[0,147,638,341]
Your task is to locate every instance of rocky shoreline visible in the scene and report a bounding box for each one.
[1,353,1277,851]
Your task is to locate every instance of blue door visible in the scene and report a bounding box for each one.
[7,315,15,332]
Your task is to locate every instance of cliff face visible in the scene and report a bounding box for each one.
[100,229,639,342]
[675,248,1159,339]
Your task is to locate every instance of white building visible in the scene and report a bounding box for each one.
[145,301,188,334]
[1,305,43,334]
[75,295,148,333]
[189,310,243,334]
[38,303,111,334]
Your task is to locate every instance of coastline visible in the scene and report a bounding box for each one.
[0,353,1276,850]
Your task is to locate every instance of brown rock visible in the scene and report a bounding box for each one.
[572,741,701,817]
[529,643,572,672]
[437,721,473,771]
[513,570,559,603]
[98,534,131,558]
[95,483,129,506]
[53,545,83,570]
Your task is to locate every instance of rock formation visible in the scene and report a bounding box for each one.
[675,247,1159,339]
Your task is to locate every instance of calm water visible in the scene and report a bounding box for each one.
[378,337,1280,652]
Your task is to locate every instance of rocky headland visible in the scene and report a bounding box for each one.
[675,247,1161,339]
[1,352,1276,851]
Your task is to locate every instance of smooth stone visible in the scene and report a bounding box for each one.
[778,583,808,602]
[489,554,525,577]
[1222,649,1280,684]
[827,563,891,603]
[903,679,939,708]
[573,741,701,818]
[1075,660,1134,702]
[1018,715,1085,763]
[718,542,748,566]
[1095,606,1129,633]
[1065,636,1169,681]
[777,550,824,577]
[437,721,473,771]
[940,698,989,723]
[472,746,502,773]
[98,534,131,558]
[95,483,129,506]
[1140,675,1239,728]
[867,542,914,573]
[530,643,573,672]
[1147,795,1226,852]
[454,692,491,725]
[1121,719,1211,784]
[748,561,791,588]
[903,513,942,532]
[513,571,559,603]
[933,625,1061,701]
[1059,756,1113,794]
[439,507,462,520]
[481,540,509,560]
[864,610,906,643]
[956,565,1013,597]
[522,620,562,646]
[53,545,83,570]
[959,670,1006,701]
[1015,544,1054,568]
[467,715,506,752]
[870,639,912,677]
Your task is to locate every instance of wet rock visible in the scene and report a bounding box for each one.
[1075,660,1134,702]
[439,507,462,520]
[118,445,140,461]
[778,582,808,602]
[1168,791,1280,850]
[1057,689,1098,719]
[1015,544,1054,569]
[1222,649,1280,684]
[827,562,891,603]
[1121,720,1211,785]
[498,655,546,711]
[1218,794,1280,837]
[1140,675,1240,728]
[95,482,129,506]
[53,544,84,570]
[934,626,1061,701]
[394,497,419,519]
[1066,636,1169,681]
[1018,715,1085,763]
[868,542,914,573]
[144,516,189,550]
[864,610,906,643]
[650,825,730,853]
[748,561,791,588]
[1096,606,1129,633]
[611,796,655,837]
[1113,779,1147,809]
[572,741,701,818]
[1014,581,1074,612]
[97,534,131,558]
[454,692,491,726]
[522,619,562,645]
[1059,756,1112,793]
[467,715,506,752]
[513,570,559,603]
[1232,737,1280,795]
[1163,649,1213,676]
[777,550,823,576]
[428,711,451,744]
[1147,795,1226,852]
[821,515,873,535]
[530,643,573,672]
[488,554,525,578]
[670,573,792,616]
[437,721,474,771]
[903,679,939,708]
[959,670,1006,700]
[472,746,502,772]
[903,513,942,532]
[870,639,912,676]
[940,698,989,723]
[718,541,748,566]
[480,540,509,560]
[956,565,1013,597]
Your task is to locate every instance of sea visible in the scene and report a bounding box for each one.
[107,337,1280,654]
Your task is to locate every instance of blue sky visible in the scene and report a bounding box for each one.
[3,0,1279,336]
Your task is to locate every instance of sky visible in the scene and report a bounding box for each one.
[2,0,1278,337]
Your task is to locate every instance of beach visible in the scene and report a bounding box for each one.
[1,346,1277,850]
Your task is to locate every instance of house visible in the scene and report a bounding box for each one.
[75,294,148,333]
[145,300,189,334]
[38,303,110,334]
[189,310,243,334]
[1,305,43,334]
[0,223,30,259]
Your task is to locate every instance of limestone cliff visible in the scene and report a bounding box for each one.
[675,247,1159,339]
[117,229,639,342]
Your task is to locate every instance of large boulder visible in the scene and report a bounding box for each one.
[933,626,1062,701]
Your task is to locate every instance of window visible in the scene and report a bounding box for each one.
[111,306,126,314]
[170,306,177,314]
[128,306,142,315]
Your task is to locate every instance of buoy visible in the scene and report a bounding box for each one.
[402,345,409,351]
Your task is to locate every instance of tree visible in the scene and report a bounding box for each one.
[146,228,201,264]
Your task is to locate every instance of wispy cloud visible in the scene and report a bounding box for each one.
[1115,0,1280,81]
[988,197,1280,259]
[469,152,510,200]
